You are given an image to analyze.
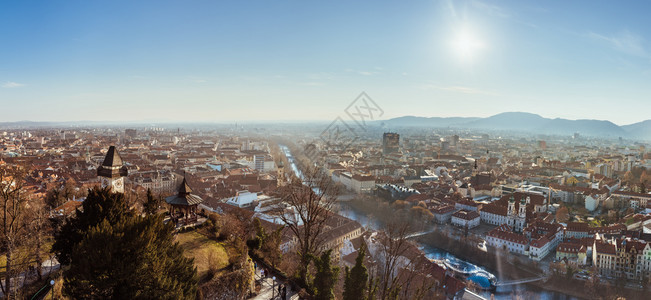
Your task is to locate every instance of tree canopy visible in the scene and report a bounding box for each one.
[53,187,197,299]
[343,245,368,300]
[143,188,160,216]
[313,249,339,300]
[64,214,197,299]
[52,187,134,265]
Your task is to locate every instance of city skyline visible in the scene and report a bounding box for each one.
[2,0,651,124]
[0,110,649,128]
[3,2,651,298]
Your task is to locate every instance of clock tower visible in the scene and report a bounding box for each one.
[97,146,128,193]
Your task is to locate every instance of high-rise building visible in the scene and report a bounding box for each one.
[538,140,547,149]
[383,132,399,155]
[441,141,450,151]
[125,129,137,138]
[451,134,460,146]
[254,154,265,171]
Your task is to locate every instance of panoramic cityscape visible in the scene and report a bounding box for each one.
[2,1,651,300]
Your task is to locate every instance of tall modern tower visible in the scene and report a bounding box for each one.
[383,132,400,155]
[97,146,128,193]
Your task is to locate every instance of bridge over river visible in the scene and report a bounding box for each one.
[441,259,547,287]
[405,229,436,239]
[493,276,548,287]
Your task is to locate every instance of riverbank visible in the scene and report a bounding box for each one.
[277,144,595,299]
[339,197,592,299]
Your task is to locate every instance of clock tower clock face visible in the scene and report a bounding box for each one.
[113,178,124,193]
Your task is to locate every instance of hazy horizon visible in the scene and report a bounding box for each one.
[1,111,649,127]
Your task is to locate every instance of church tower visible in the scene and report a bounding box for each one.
[518,197,527,218]
[507,194,516,216]
[97,146,128,193]
[507,194,516,228]
[516,196,527,231]
[276,160,285,186]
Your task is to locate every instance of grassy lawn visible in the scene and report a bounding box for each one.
[176,231,229,278]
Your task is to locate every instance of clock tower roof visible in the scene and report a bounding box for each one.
[97,146,128,179]
[101,146,124,167]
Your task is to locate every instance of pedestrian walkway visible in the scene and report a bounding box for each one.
[249,269,299,300]
[0,256,60,298]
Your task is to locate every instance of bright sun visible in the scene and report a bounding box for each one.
[451,29,484,62]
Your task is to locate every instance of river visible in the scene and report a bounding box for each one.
[279,145,578,300]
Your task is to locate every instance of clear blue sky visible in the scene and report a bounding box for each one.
[1,0,650,125]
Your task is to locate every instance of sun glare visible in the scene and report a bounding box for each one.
[451,28,484,62]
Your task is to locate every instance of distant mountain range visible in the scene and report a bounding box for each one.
[381,112,651,140]
[2,113,650,140]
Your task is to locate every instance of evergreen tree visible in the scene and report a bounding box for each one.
[52,187,134,265]
[246,218,264,252]
[64,214,198,299]
[367,275,378,300]
[313,249,339,300]
[252,217,266,246]
[343,245,368,300]
[262,226,283,269]
[143,188,159,215]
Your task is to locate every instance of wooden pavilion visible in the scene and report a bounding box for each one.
[165,177,203,226]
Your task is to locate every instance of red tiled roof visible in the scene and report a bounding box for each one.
[452,209,480,220]
[499,192,544,206]
[566,222,589,232]
[530,236,550,248]
[557,242,583,253]
[487,227,528,245]
[456,198,481,207]
[595,242,616,255]
[481,202,507,216]
[431,204,455,214]
[405,193,430,203]
[566,222,625,235]
[52,200,83,216]
[612,191,651,198]
[352,174,375,182]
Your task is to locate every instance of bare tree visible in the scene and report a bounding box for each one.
[0,165,33,299]
[275,165,340,287]
[397,254,437,300]
[373,220,412,300]
[27,199,50,281]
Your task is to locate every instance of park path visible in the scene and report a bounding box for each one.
[250,269,299,300]
[0,257,60,299]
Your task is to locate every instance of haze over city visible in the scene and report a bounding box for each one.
[2,0,651,124]
[2,1,651,300]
